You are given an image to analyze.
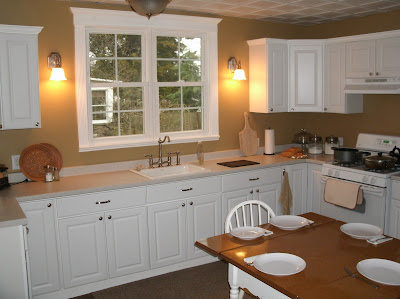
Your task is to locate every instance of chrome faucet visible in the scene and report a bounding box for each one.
[157,136,170,167]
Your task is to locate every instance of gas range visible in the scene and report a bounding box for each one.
[322,133,400,188]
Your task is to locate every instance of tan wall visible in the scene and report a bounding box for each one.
[0,1,400,171]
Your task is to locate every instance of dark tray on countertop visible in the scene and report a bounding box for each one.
[217,160,260,168]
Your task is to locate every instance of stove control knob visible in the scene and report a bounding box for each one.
[334,170,340,177]
[362,176,368,183]
[328,169,333,176]
[370,177,376,184]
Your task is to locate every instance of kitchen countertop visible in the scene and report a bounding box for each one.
[391,174,400,181]
[0,153,333,229]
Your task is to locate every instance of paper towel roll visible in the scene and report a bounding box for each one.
[264,129,275,155]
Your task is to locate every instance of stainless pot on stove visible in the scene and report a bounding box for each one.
[332,147,359,164]
[364,153,397,169]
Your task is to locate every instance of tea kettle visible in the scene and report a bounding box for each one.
[389,146,400,164]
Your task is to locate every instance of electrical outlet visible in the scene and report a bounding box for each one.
[12,155,20,170]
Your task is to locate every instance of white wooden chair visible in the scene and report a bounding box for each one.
[225,200,276,299]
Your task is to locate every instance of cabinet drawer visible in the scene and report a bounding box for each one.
[222,167,282,192]
[392,180,400,200]
[56,187,146,217]
[147,176,221,204]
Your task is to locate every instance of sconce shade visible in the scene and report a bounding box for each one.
[232,68,246,80]
[127,0,170,19]
[49,67,67,81]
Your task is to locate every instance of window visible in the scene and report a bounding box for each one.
[71,8,221,151]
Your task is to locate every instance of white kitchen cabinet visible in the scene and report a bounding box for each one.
[389,180,400,238]
[247,38,288,113]
[283,164,307,215]
[346,36,400,78]
[19,199,60,296]
[307,163,323,214]
[288,42,323,112]
[0,25,42,130]
[323,43,363,114]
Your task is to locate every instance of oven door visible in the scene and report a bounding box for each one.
[320,176,386,229]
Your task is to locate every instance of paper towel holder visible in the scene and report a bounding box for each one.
[264,127,275,155]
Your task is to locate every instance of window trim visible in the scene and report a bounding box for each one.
[71,7,221,152]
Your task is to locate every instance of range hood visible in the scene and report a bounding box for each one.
[344,78,400,94]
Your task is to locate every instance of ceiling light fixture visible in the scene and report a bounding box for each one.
[228,57,246,81]
[127,0,171,19]
[48,52,67,81]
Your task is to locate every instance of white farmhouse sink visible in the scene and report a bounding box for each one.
[130,164,210,179]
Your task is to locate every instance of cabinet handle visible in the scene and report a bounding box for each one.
[47,203,52,208]
[26,227,29,234]
[35,122,39,127]
[181,188,193,192]
[270,108,273,112]
[291,108,294,111]
[369,72,373,76]
[376,72,380,76]
[324,108,327,111]
[190,202,193,205]
[96,200,111,204]
[249,177,259,181]
[250,190,254,194]
[256,189,259,193]
[99,216,103,221]
[182,203,186,207]
[108,215,112,219]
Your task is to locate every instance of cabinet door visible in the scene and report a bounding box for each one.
[105,207,150,278]
[268,43,288,113]
[59,213,108,288]
[289,45,323,112]
[324,43,345,113]
[20,200,60,296]
[222,189,252,231]
[148,201,187,269]
[307,164,323,214]
[345,40,375,78]
[187,194,222,260]
[284,164,308,215]
[254,183,281,217]
[376,36,400,77]
[389,200,400,239]
[0,31,41,129]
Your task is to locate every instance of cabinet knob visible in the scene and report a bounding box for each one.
[256,189,259,193]
[190,202,193,205]
[369,72,373,76]
[0,125,2,129]
[99,216,103,221]
[182,203,185,207]
[250,190,254,194]
[291,108,294,111]
[35,122,39,127]
[47,203,52,208]
[270,108,273,112]
[108,215,112,219]
[324,108,327,111]
[376,72,380,76]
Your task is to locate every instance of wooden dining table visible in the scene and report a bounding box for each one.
[195,212,400,299]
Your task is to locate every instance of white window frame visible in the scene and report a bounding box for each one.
[71,8,221,152]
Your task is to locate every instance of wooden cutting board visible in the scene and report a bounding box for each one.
[239,112,258,156]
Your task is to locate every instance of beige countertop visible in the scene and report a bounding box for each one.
[392,174,400,181]
[0,153,333,228]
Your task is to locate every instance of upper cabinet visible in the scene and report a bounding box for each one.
[288,41,323,112]
[0,25,42,130]
[247,38,288,113]
[346,36,400,78]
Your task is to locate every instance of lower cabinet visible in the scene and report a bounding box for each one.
[148,193,221,269]
[283,164,308,215]
[307,163,323,213]
[389,180,400,238]
[19,200,60,296]
[58,206,149,288]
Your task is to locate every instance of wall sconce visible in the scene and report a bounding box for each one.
[48,52,67,81]
[228,57,246,81]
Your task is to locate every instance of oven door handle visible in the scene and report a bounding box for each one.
[321,175,385,196]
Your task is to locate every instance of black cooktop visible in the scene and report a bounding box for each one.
[217,160,260,168]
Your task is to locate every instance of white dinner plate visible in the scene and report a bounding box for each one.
[357,259,400,286]
[230,226,266,240]
[253,253,306,276]
[269,215,309,230]
[340,223,383,240]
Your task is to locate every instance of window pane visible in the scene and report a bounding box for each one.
[157,36,178,58]
[183,86,201,107]
[120,87,143,110]
[180,37,201,59]
[92,88,116,112]
[117,34,141,57]
[118,60,141,82]
[90,60,115,82]
[181,61,201,82]
[157,61,179,82]
[183,109,202,131]
[159,87,181,109]
[160,110,181,133]
[89,34,115,58]
[93,112,118,138]
[121,112,143,135]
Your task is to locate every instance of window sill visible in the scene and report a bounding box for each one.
[79,135,220,152]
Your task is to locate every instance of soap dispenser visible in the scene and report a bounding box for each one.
[197,141,204,165]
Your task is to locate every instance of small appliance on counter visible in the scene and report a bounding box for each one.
[0,164,10,190]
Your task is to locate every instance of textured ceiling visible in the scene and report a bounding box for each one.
[71,0,400,26]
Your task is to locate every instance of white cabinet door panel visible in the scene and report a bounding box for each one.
[106,207,150,278]
[255,183,281,217]
[376,36,400,77]
[59,214,108,288]
[20,200,60,296]
[222,189,252,230]
[345,40,375,78]
[269,44,288,112]
[389,200,400,239]
[148,201,187,269]
[284,164,308,215]
[307,164,323,214]
[187,194,221,259]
